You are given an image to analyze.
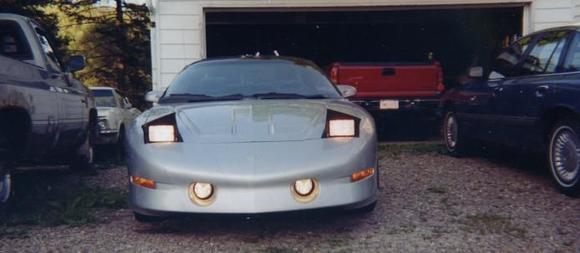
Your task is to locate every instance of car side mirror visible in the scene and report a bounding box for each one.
[67,55,85,73]
[145,91,162,103]
[468,66,484,78]
[336,84,357,98]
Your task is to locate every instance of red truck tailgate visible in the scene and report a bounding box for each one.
[329,63,444,99]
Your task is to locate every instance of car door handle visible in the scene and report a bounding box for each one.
[536,85,550,97]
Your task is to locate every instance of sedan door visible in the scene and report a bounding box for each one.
[461,35,535,143]
[490,30,571,146]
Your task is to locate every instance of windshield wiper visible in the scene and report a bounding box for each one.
[159,93,245,103]
[251,92,328,100]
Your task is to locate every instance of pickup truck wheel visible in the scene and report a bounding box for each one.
[70,134,94,171]
[548,119,580,197]
[443,112,468,157]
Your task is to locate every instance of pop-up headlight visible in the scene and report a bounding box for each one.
[142,113,182,143]
[323,110,360,138]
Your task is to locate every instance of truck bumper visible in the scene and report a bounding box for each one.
[350,98,441,117]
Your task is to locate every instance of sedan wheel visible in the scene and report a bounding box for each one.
[443,112,467,156]
[549,121,580,196]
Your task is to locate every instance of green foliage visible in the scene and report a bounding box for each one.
[0,0,66,58]
[54,1,152,109]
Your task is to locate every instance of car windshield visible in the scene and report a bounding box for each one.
[91,89,116,107]
[162,59,341,103]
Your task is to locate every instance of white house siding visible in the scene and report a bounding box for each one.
[149,0,578,91]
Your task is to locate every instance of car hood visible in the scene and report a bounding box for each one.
[170,100,328,143]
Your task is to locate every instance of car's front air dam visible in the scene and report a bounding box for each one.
[126,138,377,215]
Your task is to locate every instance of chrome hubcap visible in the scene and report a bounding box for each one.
[552,127,580,184]
[446,114,458,149]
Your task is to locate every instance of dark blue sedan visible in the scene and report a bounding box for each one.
[441,26,580,197]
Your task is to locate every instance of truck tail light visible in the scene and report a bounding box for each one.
[329,65,339,84]
[435,62,445,92]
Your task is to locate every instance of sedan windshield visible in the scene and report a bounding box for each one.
[91,89,116,107]
[162,59,341,103]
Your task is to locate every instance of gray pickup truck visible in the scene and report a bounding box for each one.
[0,14,97,204]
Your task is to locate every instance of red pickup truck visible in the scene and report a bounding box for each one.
[328,62,445,112]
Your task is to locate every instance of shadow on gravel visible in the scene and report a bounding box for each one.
[462,144,550,178]
[134,210,373,238]
[375,113,441,142]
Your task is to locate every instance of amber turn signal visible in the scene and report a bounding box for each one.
[130,176,156,189]
[351,168,375,182]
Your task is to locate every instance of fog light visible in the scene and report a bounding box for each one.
[351,168,375,182]
[193,182,213,200]
[130,176,156,189]
[294,179,315,197]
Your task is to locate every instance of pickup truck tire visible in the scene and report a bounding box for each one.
[443,112,469,157]
[69,133,94,171]
[548,119,580,197]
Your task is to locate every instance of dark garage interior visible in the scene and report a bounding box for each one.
[205,7,523,140]
[206,6,522,88]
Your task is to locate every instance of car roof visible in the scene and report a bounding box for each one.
[526,25,580,37]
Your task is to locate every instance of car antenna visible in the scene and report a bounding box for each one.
[273,50,280,57]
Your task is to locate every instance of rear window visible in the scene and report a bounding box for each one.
[91,89,117,107]
[0,20,33,61]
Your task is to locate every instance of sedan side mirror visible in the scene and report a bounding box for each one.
[145,90,162,103]
[67,55,86,73]
[336,84,357,98]
[468,66,484,78]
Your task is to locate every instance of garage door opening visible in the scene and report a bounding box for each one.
[206,7,523,87]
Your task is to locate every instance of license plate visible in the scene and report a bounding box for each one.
[380,100,399,110]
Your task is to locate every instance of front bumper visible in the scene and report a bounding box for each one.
[126,138,378,216]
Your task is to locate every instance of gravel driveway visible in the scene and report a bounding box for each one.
[0,143,578,253]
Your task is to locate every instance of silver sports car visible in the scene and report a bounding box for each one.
[125,56,378,222]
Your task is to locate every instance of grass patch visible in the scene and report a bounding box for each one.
[461,214,526,238]
[0,171,127,230]
[379,143,443,159]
